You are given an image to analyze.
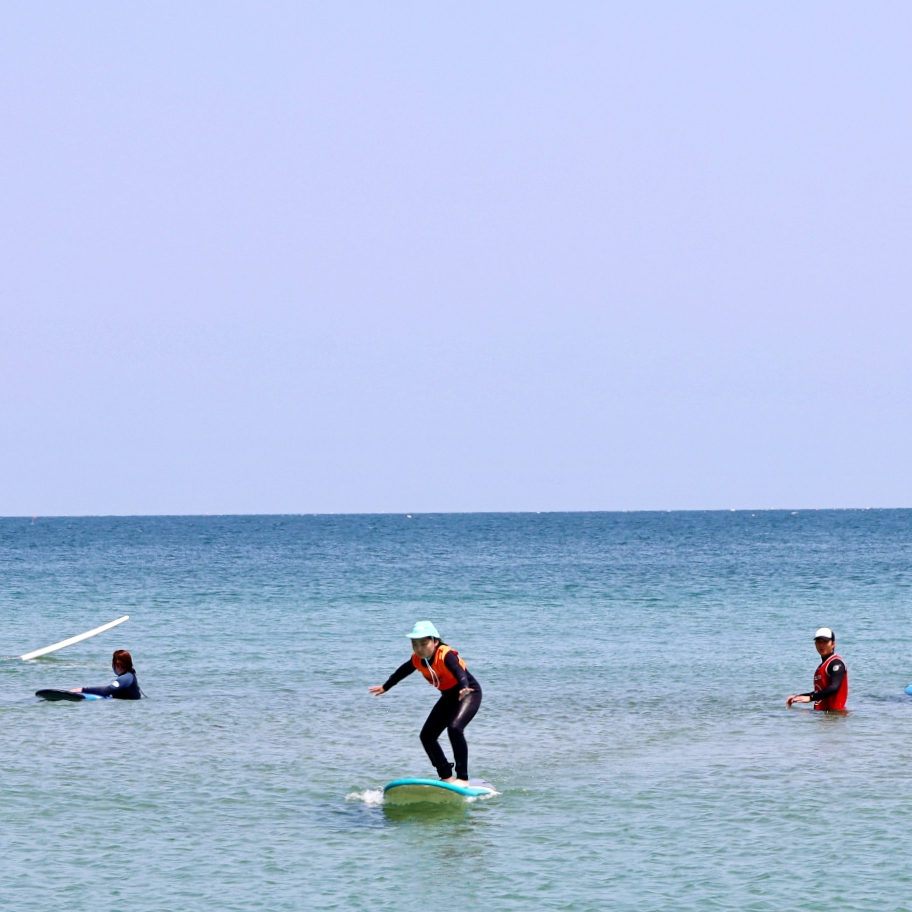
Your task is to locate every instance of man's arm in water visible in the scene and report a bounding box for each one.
[787,661,846,706]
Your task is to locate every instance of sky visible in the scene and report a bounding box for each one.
[1,2,911,515]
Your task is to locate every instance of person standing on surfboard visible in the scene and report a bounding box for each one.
[786,628,848,711]
[369,621,481,786]
[69,650,142,700]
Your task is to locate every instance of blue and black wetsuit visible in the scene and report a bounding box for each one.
[82,672,142,700]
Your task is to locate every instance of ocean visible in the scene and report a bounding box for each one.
[1,511,911,911]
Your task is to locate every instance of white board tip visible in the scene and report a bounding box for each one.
[20,615,131,661]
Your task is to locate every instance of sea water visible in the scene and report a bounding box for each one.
[1,511,912,911]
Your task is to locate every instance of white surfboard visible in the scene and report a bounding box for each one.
[20,615,130,661]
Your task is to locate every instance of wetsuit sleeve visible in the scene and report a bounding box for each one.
[804,661,846,701]
[382,660,416,691]
[443,650,470,690]
[82,673,135,697]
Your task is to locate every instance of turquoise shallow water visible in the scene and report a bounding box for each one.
[2,511,912,911]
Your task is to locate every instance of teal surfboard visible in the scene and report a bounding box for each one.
[383,778,495,805]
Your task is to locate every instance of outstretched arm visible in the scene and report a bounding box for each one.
[369,659,416,695]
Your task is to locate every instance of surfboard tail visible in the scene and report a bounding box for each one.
[36,689,87,702]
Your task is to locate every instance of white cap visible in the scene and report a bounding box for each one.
[814,627,835,640]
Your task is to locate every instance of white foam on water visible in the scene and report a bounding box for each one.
[465,788,499,803]
[345,789,385,806]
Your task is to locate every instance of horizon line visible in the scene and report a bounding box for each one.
[3,506,910,520]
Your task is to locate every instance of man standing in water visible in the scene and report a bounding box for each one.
[786,628,848,711]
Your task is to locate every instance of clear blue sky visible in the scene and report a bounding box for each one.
[2,3,910,515]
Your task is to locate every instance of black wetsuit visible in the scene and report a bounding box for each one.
[82,672,142,700]
[382,650,482,781]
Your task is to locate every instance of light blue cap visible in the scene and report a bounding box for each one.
[406,620,440,640]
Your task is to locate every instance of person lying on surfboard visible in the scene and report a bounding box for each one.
[69,649,142,700]
[369,621,481,786]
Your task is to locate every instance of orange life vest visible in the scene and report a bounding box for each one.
[813,653,848,711]
[411,644,466,691]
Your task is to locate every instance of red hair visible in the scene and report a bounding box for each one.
[113,650,135,673]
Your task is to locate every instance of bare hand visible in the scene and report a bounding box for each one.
[786,694,811,707]
[458,687,474,701]
[68,688,83,694]
[368,685,385,696]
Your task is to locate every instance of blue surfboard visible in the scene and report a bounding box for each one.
[36,689,110,702]
[905,685,912,697]
[383,778,496,805]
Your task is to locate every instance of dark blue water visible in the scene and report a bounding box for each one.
[2,511,911,910]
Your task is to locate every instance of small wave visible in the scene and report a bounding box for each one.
[346,789,384,806]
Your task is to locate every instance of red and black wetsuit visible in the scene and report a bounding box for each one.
[801,653,848,711]
[381,645,482,780]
